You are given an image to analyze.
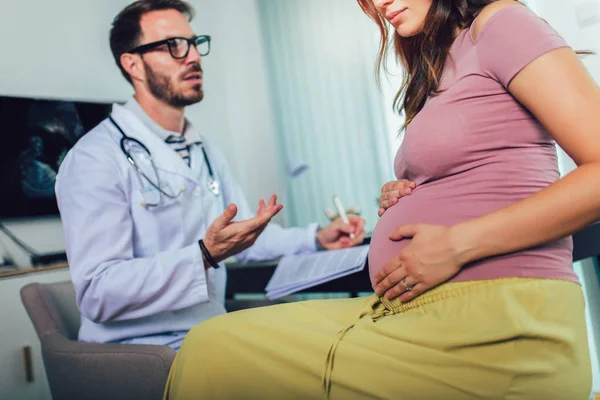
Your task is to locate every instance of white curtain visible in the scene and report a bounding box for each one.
[256,0,394,232]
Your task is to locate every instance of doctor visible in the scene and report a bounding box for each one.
[55,0,366,350]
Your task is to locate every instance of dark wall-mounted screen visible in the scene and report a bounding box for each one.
[0,96,112,218]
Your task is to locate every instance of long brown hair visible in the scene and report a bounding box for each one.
[357,0,513,130]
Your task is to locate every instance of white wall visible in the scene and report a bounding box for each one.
[536,0,600,82]
[0,0,283,264]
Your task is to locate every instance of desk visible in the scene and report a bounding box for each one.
[226,223,600,299]
[226,261,372,298]
[0,262,68,279]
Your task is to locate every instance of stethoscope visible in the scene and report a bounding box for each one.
[109,116,220,206]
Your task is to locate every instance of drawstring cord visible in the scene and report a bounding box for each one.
[322,299,392,399]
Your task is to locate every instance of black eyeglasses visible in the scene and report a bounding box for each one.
[128,35,211,59]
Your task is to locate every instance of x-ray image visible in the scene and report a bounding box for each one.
[0,96,111,218]
[17,101,83,199]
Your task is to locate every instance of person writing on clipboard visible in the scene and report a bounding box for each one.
[54,0,382,350]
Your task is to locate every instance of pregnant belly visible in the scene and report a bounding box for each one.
[368,185,513,285]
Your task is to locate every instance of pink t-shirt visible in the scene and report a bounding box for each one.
[368,5,578,285]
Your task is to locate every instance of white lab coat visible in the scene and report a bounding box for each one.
[55,104,317,344]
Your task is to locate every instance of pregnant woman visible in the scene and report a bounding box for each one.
[164,1,598,399]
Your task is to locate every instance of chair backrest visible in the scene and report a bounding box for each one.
[20,281,176,400]
[21,281,81,341]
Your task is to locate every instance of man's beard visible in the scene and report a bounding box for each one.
[143,62,204,108]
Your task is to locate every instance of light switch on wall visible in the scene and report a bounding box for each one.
[575,0,600,28]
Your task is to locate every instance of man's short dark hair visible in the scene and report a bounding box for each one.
[109,0,195,83]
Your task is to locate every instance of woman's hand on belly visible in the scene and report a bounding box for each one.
[378,179,416,217]
[373,224,463,302]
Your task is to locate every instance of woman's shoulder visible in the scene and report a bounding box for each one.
[471,1,528,41]
[469,1,567,89]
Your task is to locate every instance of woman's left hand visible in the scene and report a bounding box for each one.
[373,224,465,302]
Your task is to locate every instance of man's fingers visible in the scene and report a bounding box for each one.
[253,203,283,227]
[359,222,366,235]
[268,194,277,207]
[339,237,353,248]
[355,216,366,233]
[337,222,355,234]
[213,203,238,230]
[352,231,366,245]
[228,206,281,241]
[257,195,280,216]
[347,216,365,235]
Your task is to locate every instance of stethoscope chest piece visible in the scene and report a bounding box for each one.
[208,178,220,196]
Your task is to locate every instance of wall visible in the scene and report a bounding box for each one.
[0,0,283,264]
[537,0,600,82]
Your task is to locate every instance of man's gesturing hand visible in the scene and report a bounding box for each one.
[202,195,283,267]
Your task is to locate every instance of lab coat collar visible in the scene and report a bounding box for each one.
[110,103,199,184]
[123,98,203,146]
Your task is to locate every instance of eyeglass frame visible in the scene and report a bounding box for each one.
[127,35,211,59]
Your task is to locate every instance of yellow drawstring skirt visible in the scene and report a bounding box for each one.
[164,278,592,400]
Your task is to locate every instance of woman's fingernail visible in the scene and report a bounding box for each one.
[404,189,411,195]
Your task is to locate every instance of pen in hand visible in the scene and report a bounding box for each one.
[332,195,355,240]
